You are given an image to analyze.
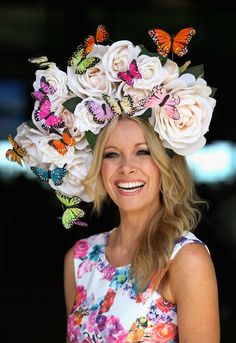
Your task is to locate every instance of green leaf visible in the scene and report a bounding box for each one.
[182,64,204,78]
[139,108,152,120]
[209,87,217,98]
[85,130,98,150]
[165,148,176,158]
[63,97,82,112]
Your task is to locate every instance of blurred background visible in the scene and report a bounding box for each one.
[0,0,235,342]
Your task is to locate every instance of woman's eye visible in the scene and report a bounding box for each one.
[103,152,119,159]
[137,150,150,156]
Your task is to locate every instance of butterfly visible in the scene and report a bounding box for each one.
[55,191,85,229]
[67,45,100,75]
[84,24,109,55]
[28,56,54,68]
[34,95,65,131]
[32,76,56,101]
[5,134,27,167]
[138,85,180,120]
[48,128,76,155]
[30,164,67,186]
[102,94,135,117]
[84,99,114,124]
[117,59,142,87]
[148,27,196,58]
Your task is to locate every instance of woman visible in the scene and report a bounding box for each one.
[64,116,220,342]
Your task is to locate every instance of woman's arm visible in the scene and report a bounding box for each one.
[64,246,76,343]
[169,243,220,343]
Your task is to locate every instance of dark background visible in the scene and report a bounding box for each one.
[0,0,236,342]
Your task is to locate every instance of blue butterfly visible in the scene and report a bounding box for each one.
[30,164,67,186]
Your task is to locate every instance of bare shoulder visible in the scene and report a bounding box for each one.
[64,245,76,317]
[64,245,75,268]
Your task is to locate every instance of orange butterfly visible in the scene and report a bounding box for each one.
[84,24,109,55]
[148,27,196,58]
[48,128,76,155]
[5,134,27,166]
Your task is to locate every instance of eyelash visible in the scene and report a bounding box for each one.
[103,150,150,159]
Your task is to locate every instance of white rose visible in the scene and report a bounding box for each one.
[67,45,115,99]
[74,98,106,135]
[149,74,216,156]
[14,122,48,168]
[50,149,93,202]
[162,59,180,85]
[33,63,69,111]
[134,55,166,89]
[102,40,141,81]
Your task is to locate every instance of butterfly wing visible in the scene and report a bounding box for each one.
[162,93,180,120]
[61,128,76,147]
[31,166,49,182]
[62,207,85,229]
[75,56,100,75]
[84,35,95,55]
[50,165,67,186]
[96,24,109,43]
[55,191,82,207]
[67,45,85,67]
[102,95,122,116]
[48,139,67,155]
[6,135,26,166]
[148,29,171,57]
[119,95,135,116]
[34,96,51,121]
[85,100,114,123]
[39,76,56,95]
[173,27,196,57]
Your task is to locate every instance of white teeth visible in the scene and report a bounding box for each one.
[117,181,145,190]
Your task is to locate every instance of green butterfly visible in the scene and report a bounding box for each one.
[55,191,85,229]
[67,45,100,75]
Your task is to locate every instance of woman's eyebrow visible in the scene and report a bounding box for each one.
[104,142,147,149]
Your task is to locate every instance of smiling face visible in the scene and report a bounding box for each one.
[101,118,161,215]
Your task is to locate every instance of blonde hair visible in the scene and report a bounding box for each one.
[83,116,207,291]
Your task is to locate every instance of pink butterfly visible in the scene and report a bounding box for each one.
[34,95,65,131]
[32,76,56,101]
[84,99,115,124]
[138,85,180,120]
[117,59,142,87]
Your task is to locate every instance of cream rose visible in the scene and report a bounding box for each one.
[50,149,93,202]
[67,45,114,99]
[149,74,216,156]
[102,40,141,81]
[33,63,69,111]
[74,98,106,135]
[134,55,167,89]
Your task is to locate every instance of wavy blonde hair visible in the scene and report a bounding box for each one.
[83,116,207,291]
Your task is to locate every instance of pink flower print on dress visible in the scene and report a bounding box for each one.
[75,240,89,258]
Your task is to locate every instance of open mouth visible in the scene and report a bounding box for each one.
[116,181,145,193]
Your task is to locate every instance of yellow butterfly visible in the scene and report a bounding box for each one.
[5,134,27,167]
[102,94,135,117]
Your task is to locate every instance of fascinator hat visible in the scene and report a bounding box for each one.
[5,25,216,228]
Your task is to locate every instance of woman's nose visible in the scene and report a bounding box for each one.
[118,157,136,175]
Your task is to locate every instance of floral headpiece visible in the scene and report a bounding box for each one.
[5,25,216,229]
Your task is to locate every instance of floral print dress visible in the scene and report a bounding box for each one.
[67,229,207,343]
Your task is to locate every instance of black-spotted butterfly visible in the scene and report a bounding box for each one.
[55,191,86,229]
[34,96,65,131]
[102,94,135,117]
[148,27,196,58]
[84,99,114,124]
[67,45,100,75]
[84,24,109,55]
[30,164,67,186]
[117,59,142,87]
[32,76,56,101]
[5,134,27,167]
[138,85,180,120]
[48,128,76,155]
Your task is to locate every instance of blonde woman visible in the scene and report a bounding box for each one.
[64,116,220,343]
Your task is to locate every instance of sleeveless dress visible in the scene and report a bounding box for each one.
[67,229,208,343]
